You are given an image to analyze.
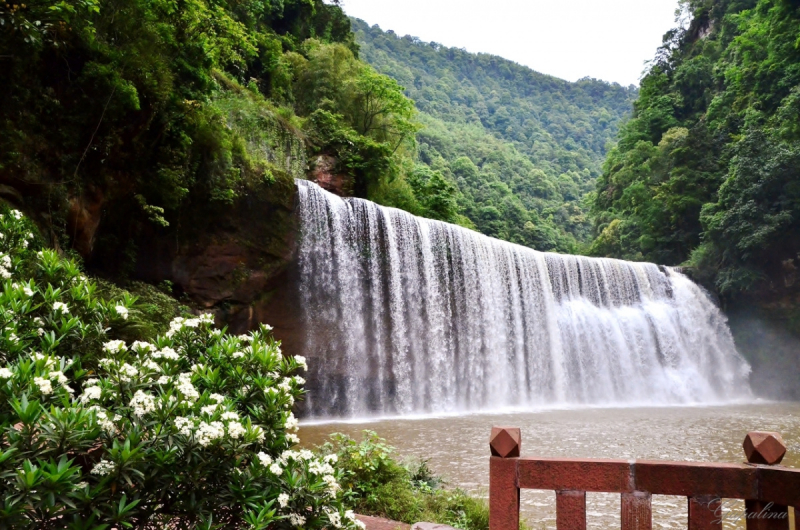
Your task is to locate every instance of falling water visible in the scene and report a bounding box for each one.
[296,180,751,419]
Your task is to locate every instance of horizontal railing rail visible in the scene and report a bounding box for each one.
[488,427,799,530]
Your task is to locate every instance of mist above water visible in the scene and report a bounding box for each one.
[296,180,752,419]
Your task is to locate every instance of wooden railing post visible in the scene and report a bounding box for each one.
[621,491,652,530]
[490,427,520,530]
[744,431,790,530]
[556,490,586,530]
[688,495,722,529]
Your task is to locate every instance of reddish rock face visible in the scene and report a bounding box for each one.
[67,187,105,257]
[309,155,351,196]
[743,431,786,465]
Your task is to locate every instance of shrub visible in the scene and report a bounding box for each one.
[320,431,490,530]
[0,208,365,530]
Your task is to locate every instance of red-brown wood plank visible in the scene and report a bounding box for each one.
[555,490,586,530]
[688,495,722,530]
[635,460,758,499]
[621,491,652,530]
[489,457,519,530]
[517,458,632,492]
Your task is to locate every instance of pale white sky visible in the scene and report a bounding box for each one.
[337,0,681,86]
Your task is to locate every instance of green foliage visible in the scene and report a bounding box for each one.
[590,0,800,298]
[353,19,637,252]
[0,209,364,529]
[320,431,490,530]
[0,0,372,270]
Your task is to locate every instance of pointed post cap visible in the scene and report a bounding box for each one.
[743,431,786,465]
[490,426,521,458]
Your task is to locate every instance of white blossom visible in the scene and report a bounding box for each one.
[34,377,52,394]
[152,347,179,360]
[114,305,129,320]
[79,385,102,403]
[49,371,68,384]
[52,302,69,314]
[201,404,218,415]
[103,340,127,354]
[196,421,225,446]
[131,341,156,353]
[257,452,272,466]
[288,513,306,527]
[220,411,239,421]
[278,493,290,508]
[309,461,335,476]
[292,376,305,386]
[269,462,283,475]
[323,474,340,494]
[91,460,115,476]
[286,433,300,444]
[325,508,342,528]
[209,393,225,403]
[130,390,156,417]
[0,367,12,379]
[284,413,299,432]
[90,407,116,432]
[142,359,161,372]
[227,422,246,439]
[175,416,194,436]
[324,454,339,464]
[118,363,138,383]
[176,373,199,401]
[157,375,171,385]
[294,355,308,371]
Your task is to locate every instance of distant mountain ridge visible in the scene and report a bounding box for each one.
[352,18,638,251]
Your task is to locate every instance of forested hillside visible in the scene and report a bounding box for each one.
[0,0,446,270]
[588,0,800,395]
[590,0,800,296]
[354,19,637,251]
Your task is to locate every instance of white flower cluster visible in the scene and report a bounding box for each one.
[114,305,129,320]
[165,314,215,338]
[294,355,308,371]
[130,390,156,417]
[79,385,102,403]
[0,253,12,279]
[196,421,225,446]
[90,406,119,433]
[0,367,12,379]
[152,346,179,360]
[103,340,127,354]
[176,372,199,401]
[52,301,69,314]
[288,513,306,527]
[91,460,115,476]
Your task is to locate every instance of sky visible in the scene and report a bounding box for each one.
[336,0,681,86]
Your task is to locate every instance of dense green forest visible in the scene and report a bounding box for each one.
[354,19,637,251]
[588,0,800,394]
[590,0,800,298]
[0,0,441,268]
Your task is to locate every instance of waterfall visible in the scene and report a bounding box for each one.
[295,180,752,419]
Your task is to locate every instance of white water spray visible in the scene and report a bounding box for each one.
[296,180,751,418]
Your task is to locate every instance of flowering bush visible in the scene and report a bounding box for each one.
[0,209,365,530]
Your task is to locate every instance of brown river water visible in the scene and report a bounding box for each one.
[300,403,800,529]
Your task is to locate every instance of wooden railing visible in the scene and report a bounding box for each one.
[488,427,800,530]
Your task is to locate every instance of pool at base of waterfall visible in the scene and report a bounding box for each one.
[300,402,800,530]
